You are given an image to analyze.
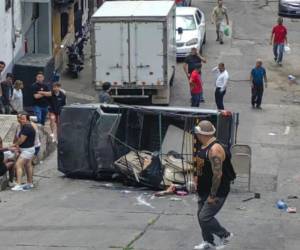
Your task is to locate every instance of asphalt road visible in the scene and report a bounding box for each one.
[1,0,300,250]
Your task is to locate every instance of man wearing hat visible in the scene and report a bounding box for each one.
[193,120,235,249]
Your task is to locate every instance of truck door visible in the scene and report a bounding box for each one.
[129,22,164,85]
[94,23,129,85]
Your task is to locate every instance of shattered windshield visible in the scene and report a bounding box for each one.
[176,15,196,30]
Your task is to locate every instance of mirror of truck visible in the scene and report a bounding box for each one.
[177,27,183,34]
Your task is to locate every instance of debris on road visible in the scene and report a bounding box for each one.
[242,193,261,202]
[287,195,298,199]
[136,194,155,209]
[276,200,288,210]
[287,207,297,213]
[170,197,182,202]
[236,206,247,211]
[120,190,132,194]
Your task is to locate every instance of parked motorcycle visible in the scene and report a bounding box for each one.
[66,43,84,79]
[63,23,89,78]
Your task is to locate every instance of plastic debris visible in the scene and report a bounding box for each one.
[276,200,288,210]
[120,190,132,194]
[288,75,296,81]
[176,190,188,196]
[170,197,182,201]
[236,206,247,211]
[284,44,291,54]
[287,207,297,213]
[268,132,276,136]
[136,195,155,209]
[242,193,261,202]
[287,195,298,199]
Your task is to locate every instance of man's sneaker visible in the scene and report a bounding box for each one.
[8,181,17,187]
[194,241,216,249]
[23,183,34,190]
[11,184,24,191]
[221,232,234,245]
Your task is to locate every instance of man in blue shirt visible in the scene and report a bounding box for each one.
[250,59,267,109]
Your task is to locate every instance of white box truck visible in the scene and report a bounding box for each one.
[91,1,176,104]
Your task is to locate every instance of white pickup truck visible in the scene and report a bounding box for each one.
[91,1,176,104]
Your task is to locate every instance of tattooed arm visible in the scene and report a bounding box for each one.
[207,144,225,203]
[209,155,223,197]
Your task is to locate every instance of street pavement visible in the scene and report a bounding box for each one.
[1,0,300,249]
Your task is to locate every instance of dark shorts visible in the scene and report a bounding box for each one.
[35,146,41,156]
[0,163,7,176]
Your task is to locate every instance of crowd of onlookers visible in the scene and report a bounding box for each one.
[184,0,288,112]
[0,60,66,192]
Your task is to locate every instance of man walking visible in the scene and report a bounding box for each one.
[193,120,235,249]
[184,48,206,102]
[32,72,52,125]
[212,63,229,110]
[211,0,229,45]
[189,63,203,107]
[270,17,287,66]
[250,59,267,109]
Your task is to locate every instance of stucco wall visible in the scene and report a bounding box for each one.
[0,1,25,75]
[0,2,14,74]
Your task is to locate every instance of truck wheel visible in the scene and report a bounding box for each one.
[203,32,206,45]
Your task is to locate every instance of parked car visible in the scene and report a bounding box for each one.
[176,7,206,58]
[279,0,300,18]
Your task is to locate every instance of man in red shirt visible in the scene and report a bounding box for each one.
[270,17,287,66]
[189,63,203,107]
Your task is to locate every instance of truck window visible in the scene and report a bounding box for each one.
[196,10,202,23]
[195,14,201,25]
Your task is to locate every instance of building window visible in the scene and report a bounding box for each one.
[5,0,11,12]
[61,12,69,40]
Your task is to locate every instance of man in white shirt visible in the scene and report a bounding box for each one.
[212,63,229,110]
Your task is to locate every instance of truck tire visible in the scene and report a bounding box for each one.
[203,32,206,45]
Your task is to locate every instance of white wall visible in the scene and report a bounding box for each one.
[0,1,25,74]
[0,1,14,74]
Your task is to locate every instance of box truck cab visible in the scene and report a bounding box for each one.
[91,1,176,104]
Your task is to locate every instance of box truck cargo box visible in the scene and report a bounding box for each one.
[91,1,176,104]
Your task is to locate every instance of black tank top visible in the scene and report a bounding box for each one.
[196,140,231,197]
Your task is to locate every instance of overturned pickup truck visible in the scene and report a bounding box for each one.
[58,104,240,190]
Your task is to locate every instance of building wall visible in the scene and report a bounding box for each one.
[52,0,89,70]
[0,1,16,74]
[1,0,89,74]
